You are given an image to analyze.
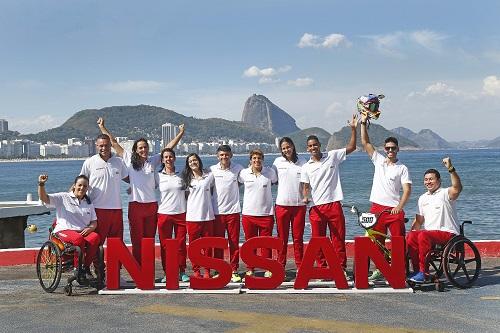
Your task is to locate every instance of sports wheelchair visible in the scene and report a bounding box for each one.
[412,221,481,291]
[36,222,104,296]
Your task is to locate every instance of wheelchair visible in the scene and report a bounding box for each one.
[36,223,104,296]
[409,221,481,291]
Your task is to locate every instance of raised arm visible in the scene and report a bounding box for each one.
[443,157,462,200]
[37,174,50,205]
[360,112,375,157]
[97,117,124,157]
[165,124,185,149]
[345,114,358,154]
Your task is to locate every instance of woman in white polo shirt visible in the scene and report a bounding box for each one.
[238,149,278,277]
[181,153,215,279]
[157,147,190,283]
[273,137,306,273]
[37,173,99,280]
[98,118,185,263]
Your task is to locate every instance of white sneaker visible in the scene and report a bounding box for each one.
[368,269,383,281]
[119,276,128,287]
[264,271,272,278]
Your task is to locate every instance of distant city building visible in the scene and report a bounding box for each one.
[40,142,62,157]
[161,123,179,147]
[0,119,8,133]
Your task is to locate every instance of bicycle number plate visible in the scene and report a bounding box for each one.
[359,213,377,229]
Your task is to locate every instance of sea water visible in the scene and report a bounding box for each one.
[1,149,499,247]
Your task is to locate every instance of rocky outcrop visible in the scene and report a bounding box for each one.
[391,127,453,149]
[241,94,300,136]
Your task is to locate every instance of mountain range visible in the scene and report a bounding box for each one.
[17,95,500,150]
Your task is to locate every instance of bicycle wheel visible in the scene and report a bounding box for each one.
[36,241,63,293]
[443,237,481,289]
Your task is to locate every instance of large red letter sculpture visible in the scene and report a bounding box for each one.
[106,238,155,290]
[163,239,180,290]
[354,236,406,289]
[188,237,232,289]
[240,236,285,289]
[294,237,348,289]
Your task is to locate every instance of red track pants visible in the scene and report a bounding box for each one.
[213,213,241,271]
[158,213,187,272]
[275,205,306,269]
[406,229,454,273]
[56,229,100,269]
[128,201,158,263]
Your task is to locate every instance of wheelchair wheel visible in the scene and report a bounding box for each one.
[425,248,444,279]
[443,237,481,289]
[36,241,63,293]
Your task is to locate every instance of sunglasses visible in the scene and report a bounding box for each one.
[384,146,397,152]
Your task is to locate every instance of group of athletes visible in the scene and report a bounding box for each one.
[37,111,463,285]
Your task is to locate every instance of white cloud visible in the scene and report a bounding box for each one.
[367,30,447,57]
[409,30,447,52]
[102,80,166,93]
[9,115,63,134]
[287,77,314,87]
[298,33,351,49]
[408,82,459,98]
[243,65,292,84]
[483,76,500,96]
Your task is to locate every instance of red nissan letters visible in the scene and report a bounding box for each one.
[105,236,406,290]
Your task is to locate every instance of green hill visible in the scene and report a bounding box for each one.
[284,127,332,152]
[326,123,419,150]
[22,105,276,144]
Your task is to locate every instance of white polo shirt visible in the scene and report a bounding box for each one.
[273,156,306,206]
[47,192,97,234]
[80,154,128,209]
[210,162,244,215]
[186,172,215,222]
[239,166,277,216]
[300,149,346,206]
[123,150,160,203]
[369,151,412,207]
[157,172,186,215]
[418,187,459,235]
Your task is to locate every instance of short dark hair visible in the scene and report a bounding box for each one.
[249,149,264,159]
[424,168,441,180]
[217,145,232,153]
[385,137,399,146]
[96,134,110,142]
[306,135,320,143]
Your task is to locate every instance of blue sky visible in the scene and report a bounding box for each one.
[1,0,499,141]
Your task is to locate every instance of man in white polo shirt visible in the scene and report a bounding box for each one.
[210,145,244,283]
[80,133,128,258]
[238,149,278,278]
[407,157,462,283]
[301,115,358,273]
[360,112,412,280]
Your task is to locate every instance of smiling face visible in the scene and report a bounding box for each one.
[384,143,399,159]
[162,151,176,168]
[306,138,321,158]
[424,172,441,193]
[188,155,201,173]
[250,153,263,171]
[217,150,232,168]
[96,138,111,160]
[135,140,149,160]
[72,177,89,199]
[281,141,294,161]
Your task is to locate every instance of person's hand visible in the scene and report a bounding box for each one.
[391,206,402,214]
[97,117,104,128]
[80,227,92,237]
[38,174,48,184]
[302,197,310,204]
[442,156,452,169]
[361,111,368,124]
[348,114,358,128]
[178,124,185,132]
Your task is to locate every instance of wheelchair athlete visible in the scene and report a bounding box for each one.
[406,157,462,283]
[38,173,100,281]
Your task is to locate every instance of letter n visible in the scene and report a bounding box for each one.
[106,238,155,290]
[354,236,406,289]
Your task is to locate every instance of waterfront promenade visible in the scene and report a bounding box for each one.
[1,256,499,333]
